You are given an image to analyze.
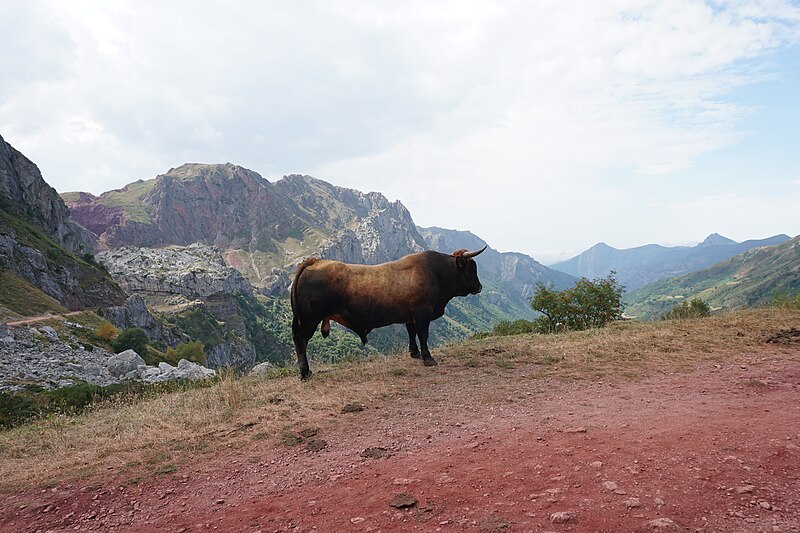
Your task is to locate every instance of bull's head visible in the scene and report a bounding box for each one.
[452,246,486,296]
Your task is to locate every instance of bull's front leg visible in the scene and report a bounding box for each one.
[414,320,437,367]
[405,322,421,359]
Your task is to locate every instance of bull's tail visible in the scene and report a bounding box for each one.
[291,257,319,327]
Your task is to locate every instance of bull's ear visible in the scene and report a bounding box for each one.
[456,256,467,269]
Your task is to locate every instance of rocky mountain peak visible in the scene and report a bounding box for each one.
[698,233,735,247]
[0,133,91,253]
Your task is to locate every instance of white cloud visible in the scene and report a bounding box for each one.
[1,0,799,256]
[668,193,749,211]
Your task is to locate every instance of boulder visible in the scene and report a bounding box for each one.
[0,336,16,350]
[38,326,59,342]
[176,359,215,380]
[140,366,163,381]
[249,361,274,376]
[107,349,146,378]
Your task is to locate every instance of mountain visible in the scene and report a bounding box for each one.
[0,134,126,316]
[625,235,800,320]
[551,233,791,291]
[0,134,93,254]
[65,166,428,288]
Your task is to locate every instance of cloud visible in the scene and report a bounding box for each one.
[1,1,799,255]
[668,193,749,211]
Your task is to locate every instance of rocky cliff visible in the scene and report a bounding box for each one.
[0,134,127,313]
[104,295,188,349]
[66,164,306,251]
[0,133,91,253]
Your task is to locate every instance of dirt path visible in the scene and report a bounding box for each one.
[5,311,83,327]
[2,347,799,532]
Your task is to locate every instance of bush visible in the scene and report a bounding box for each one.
[95,321,119,342]
[531,273,625,333]
[661,298,711,320]
[164,340,206,365]
[112,327,149,355]
[492,319,537,336]
[772,290,800,310]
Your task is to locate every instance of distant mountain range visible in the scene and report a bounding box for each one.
[551,233,791,291]
[625,235,800,320]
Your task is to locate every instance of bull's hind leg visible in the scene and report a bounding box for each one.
[414,319,437,367]
[292,317,319,381]
[405,322,421,359]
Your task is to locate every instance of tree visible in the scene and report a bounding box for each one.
[111,328,149,355]
[661,298,711,320]
[531,273,625,333]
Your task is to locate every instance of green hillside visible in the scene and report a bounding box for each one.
[0,270,68,319]
[94,179,156,224]
[625,236,800,320]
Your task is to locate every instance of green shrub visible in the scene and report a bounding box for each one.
[772,289,800,310]
[164,340,206,365]
[492,319,537,336]
[661,298,711,320]
[531,273,625,333]
[111,328,149,355]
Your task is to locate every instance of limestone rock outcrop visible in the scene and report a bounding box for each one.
[97,244,253,298]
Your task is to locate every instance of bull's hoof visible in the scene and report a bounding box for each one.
[422,356,438,367]
[410,351,421,359]
[300,369,313,381]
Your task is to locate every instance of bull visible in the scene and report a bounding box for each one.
[290,246,487,380]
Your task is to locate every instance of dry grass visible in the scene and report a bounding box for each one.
[1,308,798,493]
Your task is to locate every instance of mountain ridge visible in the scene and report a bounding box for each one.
[625,235,800,319]
[552,233,791,291]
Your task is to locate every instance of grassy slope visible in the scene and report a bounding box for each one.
[0,271,67,318]
[0,307,797,491]
[94,179,156,224]
[625,237,800,320]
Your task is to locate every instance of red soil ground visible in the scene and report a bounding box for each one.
[2,346,798,533]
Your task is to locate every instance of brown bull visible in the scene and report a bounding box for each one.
[290,247,486,380]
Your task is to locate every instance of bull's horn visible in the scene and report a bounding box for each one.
[463,245,487,258]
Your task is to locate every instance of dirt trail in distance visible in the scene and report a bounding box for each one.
[2,346,799,532]
[5,311,83,327]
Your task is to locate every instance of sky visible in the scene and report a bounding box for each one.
[1,1,799,264]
